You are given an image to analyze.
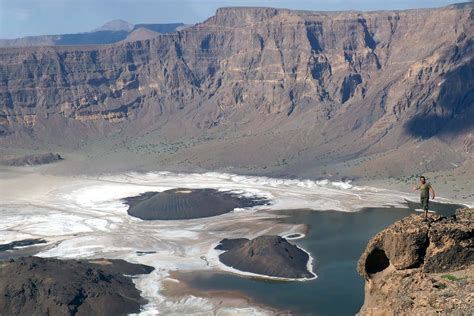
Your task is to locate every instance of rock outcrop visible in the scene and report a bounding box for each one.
[357,208,473,315]
[0,239,47,252]
[124,188,269,220]
[0,257,154,316]
[1,152,63,166]
[216,235,315,279]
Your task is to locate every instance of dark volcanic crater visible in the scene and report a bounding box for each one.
[0,256,154,316]
[124,188,270,220]
[215,235,315,279]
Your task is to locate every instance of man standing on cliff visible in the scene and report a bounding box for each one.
[412,176,436,220]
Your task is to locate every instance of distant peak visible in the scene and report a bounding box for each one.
[122,27,159,42]
[93,19,134,32]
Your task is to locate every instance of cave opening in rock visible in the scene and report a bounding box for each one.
[365,248,390,274]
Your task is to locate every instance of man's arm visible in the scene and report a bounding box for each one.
[430,187,436,199]
[412,185,419,192]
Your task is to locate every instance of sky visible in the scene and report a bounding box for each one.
[0,0,465,39]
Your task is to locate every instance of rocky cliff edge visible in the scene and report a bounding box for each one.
[357,208,473,315]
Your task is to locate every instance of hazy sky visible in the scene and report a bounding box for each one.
[0,0,463,39]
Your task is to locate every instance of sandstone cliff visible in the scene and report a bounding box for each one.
[357,208,473,315]
[0,4,472,177]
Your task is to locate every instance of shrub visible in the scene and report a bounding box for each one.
[441,274,467,282]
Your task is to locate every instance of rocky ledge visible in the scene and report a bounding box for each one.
[1,153,63,166]
[216,235,315,279]
[357,208,473,315]
[0,257,154,316]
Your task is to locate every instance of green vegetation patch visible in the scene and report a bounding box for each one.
[441,274,468,282]
[435,283,447,290]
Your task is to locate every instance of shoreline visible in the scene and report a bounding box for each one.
[0,168,469,247]
[162,271,283,315]
[355,177,473,207]
[2,155,472,206]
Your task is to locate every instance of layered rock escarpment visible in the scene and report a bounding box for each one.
[0,4,472,172]
[216,235,315,279]
[357,208,473,315]
[0,257,154,316]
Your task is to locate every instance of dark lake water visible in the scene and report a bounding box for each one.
[181,200,465,316]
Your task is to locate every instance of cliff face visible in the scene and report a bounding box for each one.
[0,5,472,172]
[357,208,473,315]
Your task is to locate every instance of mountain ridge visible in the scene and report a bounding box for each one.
[93,19,134,32]
[0,5,472,183]
[0,21,184,47]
